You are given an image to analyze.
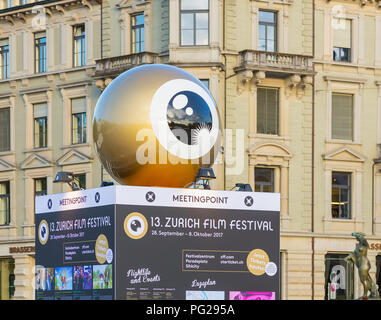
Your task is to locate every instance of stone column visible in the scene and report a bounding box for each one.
[0,260,10,300]
[280,165,288,216]
[12,254,35,300]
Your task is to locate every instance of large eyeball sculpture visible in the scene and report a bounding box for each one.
[92,64,221,188]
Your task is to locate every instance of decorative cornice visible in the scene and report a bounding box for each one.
[19,87,52,96]
[250,0,293,5]
[117,0,151,10]
[324,75,367,84]
[20,153,53,170]
[248,141,293,158]
[0,158,16,172]
[56,80,93,90]
[56,148,92,166]
[0,0,100,21]
[322,146,367,162]
[326,0,381,8]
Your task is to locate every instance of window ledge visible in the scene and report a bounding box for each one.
[0,151,14,156]
[0,224,16,229]
[61,143,90,149]
[323,75,368,84]
[249,134,290,141]
[325,139,361,146]
[324,217,364,223]
[315,60,381,71]
[0,65,95,84]
[175,45,212,49]
[21,224,35,228]
[23,148,52,153]
[330,218,353,222]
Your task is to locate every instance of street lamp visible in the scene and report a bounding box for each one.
[185,167,216,190]
[231,183,253,192]
[53,171,80,191]
[100,181,114,187]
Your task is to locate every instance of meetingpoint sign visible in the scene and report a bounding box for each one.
[35,185,280,300]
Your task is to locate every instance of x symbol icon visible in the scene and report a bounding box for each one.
[146,191,155,202]
[244,196,254,207]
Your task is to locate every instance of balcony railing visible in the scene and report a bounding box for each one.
[0,0,100,17]
[235,50,313,76]
[94,52,160,77]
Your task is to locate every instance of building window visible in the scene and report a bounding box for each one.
[34,32,46,73]
[258,10,277,52]
[34,177,47,197]
[0,39,9,80]
[333,18,351,62]
[74,173,86,190]
[332,93,353,141]
[9,273,15,299]
[0,107,10,152]
[3,0,12,8]
[131,14,145,53]
[33,103,48,149]
[71,97,86,145]
[73,24,85,67]
[200,79,209,89]
[0,181,10,225]
[254,167,275,192]
[257,87,279,135]
[0,258,15,300]
[332,172,351,219]
[325,254,354,300]
[180,0,209,46]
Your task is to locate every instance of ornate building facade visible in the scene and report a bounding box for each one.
[0,0,380,300]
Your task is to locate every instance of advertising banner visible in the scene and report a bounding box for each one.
[35,186,280,300]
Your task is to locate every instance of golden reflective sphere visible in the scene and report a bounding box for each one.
[93,64,220,187]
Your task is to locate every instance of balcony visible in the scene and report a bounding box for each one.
[0,0,100,22]
[94,52,160,78]
[234,50,314,79]
[326,0,381,8]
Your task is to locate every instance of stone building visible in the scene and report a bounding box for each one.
[0,0,380,300]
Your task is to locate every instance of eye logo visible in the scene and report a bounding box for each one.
[38,220,49,245]
[130,219,142,232]
[124,212,148,240]
[150,79,219,160]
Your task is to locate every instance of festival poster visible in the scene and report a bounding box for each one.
[35,189,115,300]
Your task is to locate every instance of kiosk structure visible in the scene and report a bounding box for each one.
[35,185,280,300]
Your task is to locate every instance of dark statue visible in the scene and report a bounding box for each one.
[345,232,379,299]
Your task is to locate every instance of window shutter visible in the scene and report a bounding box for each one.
[257,88,266,133]
[71,97,86,114]
[332,94,353,140]
[257,88,279,135]
[266,88,278,134]
[0,108,10,151]
[333,19,351,48]
[33,103,48,118]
